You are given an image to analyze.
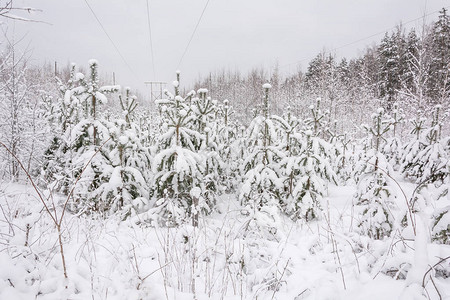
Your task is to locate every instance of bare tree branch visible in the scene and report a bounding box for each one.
[0,1,51,25]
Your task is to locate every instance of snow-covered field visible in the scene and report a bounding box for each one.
[1,4,450,300]
[1,180,448,300]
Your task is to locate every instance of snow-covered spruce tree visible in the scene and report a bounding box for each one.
[382,102,405,169]
[239,83,285,229]
[326,119,340,145]
[278,104,337,221]
[216,99,239,192]
[119,87,138,124]
[306,96,341,165]
[191,89,215,140]
[335,131,353,183]
[191,89,225,204]
[271,106,301,153]
[305,97,339,166]
[230,124,247,191]
[41,63,81,189]
[272,109,303,213]
[271,107,302,196]
[305,97,328,138]
[406,105,450,244]
[405,105,449,185]
[62,60,120,214]
[151,72,207,226]
[350,126,373,185]
[400,114,427,180]
[354,107,397,240]
[97,88,151,219]
[236,85,288,296]
[325,118,346,179]
[56,63,83,131]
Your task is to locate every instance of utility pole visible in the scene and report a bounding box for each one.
[144,81,167,102]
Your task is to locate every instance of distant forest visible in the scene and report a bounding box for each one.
[193,8,450,132]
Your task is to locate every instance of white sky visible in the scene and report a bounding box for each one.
[4,0,449,97]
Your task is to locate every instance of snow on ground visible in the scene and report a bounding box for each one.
[0,180,449,300]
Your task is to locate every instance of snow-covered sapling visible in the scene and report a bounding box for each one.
[383,102,405,168]
[354,108,397,240]
[151,72,206,225]
[240,83,285,211]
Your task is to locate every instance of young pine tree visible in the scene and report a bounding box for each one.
[407,105,449,184]
[41,64,81,190]
[151,72,207,226]
[97,88,151,219]
[383,102,405,169]
[239,83,285,240]
[354,108,397,240]
[279,100,337,221]
[216,99,238,192]
[192,89,224,205]
[61,60,120,214]
[240,84,285,212]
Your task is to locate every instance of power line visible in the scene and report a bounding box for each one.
[177,0,211,69]
[83,0,139,81]
[146,0,156,79]
[280,5,450,69]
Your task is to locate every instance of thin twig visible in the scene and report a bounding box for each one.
[422,255,450,288]
[430,276,442,300]
[271,258,291,299]
[141,260,173,282]
[0,141,56,224]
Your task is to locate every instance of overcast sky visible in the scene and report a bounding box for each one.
[4,0,449,97]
